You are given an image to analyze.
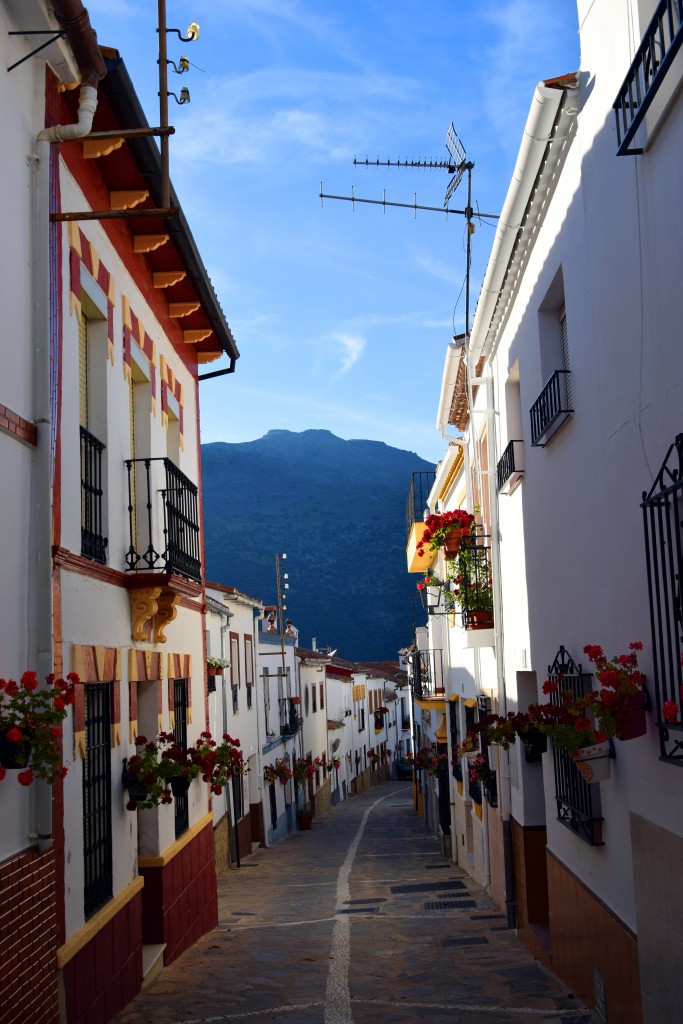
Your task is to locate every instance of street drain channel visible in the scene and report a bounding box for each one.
[424,900,478,910]
[391,880,466,894]
[337,907,381,914]
[344,898,386,904]
[470,913,505,920]
[441,936,489,947]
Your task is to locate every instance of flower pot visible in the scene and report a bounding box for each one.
[522,727,547,763]
[467,610,494,631]
[207,667,223,677]
[298,813,313,831]
[0,728,33,769]
[443,528,466,557]
[571,740,612,783]
[614,690,648,741]
[290,696,301,705]
[169,775,191,798]
[123,769,148,803]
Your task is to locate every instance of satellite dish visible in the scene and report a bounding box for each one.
[332,738,341,752]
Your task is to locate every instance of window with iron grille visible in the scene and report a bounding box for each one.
[642,434,683,764]
[233,769,244,821]
[448,701,461,780]
[83,682,113,919]
[173,678,189,839]
[548,646,605,846]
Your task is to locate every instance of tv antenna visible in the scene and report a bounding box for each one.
[320,123,498,338]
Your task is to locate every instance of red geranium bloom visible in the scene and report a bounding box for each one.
[542,679,558,694]
[17,770,34,786]
[663,700,679,724]
[6,726,23,742]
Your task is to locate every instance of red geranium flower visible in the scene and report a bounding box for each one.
[17,769,34,786]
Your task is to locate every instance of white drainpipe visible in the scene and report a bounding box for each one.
[29,83,99,850]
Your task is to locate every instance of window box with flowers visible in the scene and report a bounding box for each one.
[0,671,76,786]
[415,509,476,563]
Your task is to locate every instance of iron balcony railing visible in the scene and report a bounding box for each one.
[405,470,437,540]
[280,698,300,736]
[410,648,445,700]
[496,439,524,493]
[456,532,493,630]
[530,370,572,447]
[80,426,108,564]
[642,433,683,765]
[613,0,683,155]
[125,457,201,582]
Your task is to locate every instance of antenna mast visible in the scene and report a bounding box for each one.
[322,123,495,340]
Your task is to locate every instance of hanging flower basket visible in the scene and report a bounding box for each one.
[443,528,467,557]
[168,775,191,798]
[122,762,149,804]
[571,740,612,783]
[0,727,33,769]
[614,688,649,741]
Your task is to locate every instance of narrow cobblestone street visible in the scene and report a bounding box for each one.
[115,783,596,1024]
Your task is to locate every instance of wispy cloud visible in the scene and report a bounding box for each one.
[172,67,421,168]
[330,333,365,378]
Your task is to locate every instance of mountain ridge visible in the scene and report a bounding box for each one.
[201,430,435,661]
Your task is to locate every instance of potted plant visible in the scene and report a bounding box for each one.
[298,801,314,830]
[264,758,292,785]
[192,731,246,794]
[206,657,227,676]
[406,745,447,776]
[415,509,475,560]
[0,671,76,785]
[292,756,320,786]
[125,732,202,808]
[463,643,647,784]
[453,540,494,630]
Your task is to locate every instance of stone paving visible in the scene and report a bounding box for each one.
[115,782,597,1024]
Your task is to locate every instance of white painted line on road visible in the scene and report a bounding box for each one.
[324,791,395,1024]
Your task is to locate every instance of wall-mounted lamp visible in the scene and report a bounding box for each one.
[164,21,200,42]
[168,87,191,105]
[167,56,190,74]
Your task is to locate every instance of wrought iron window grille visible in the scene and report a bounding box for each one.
[642,433,683,765]
[613,0,683,156]
[409,648,445,700]
[530,370,573,447]
[173,678,189,838]
[80,426,108,564]
[83,682,113,919]
[484,771,498,808]
[548,645,606,846]
[125,457,201,582]
[496,439,525,494]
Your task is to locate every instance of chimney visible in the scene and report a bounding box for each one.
[311,636,317,651]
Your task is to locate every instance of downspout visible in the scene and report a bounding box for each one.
[30,2,105,851]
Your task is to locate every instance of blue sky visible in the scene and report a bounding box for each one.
[87,0,580,463]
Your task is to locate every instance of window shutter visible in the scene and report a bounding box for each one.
[79,316,89,428]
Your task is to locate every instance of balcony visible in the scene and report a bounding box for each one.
[280,698,301,736]
[530,370,572,447]
[410,649,445,701]
[125,457,201,582]
[405,470,437,573]
[613,0,683,155]
[80,426,108,564]
[496,439,524,494]
[456,532,494,634]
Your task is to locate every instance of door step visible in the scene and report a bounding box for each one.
[141,943,166,990]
